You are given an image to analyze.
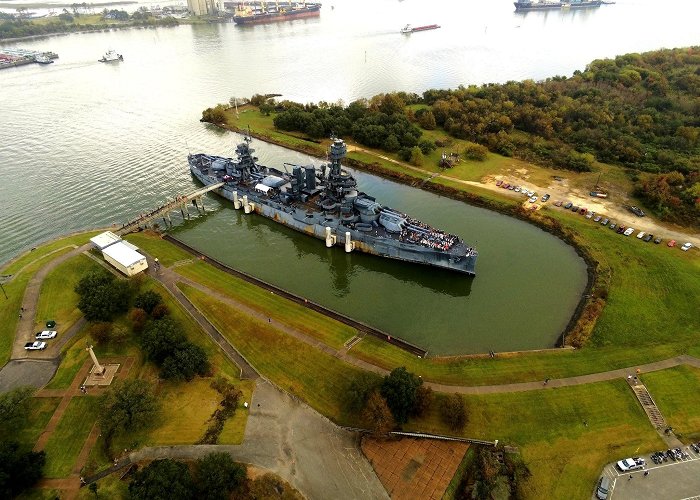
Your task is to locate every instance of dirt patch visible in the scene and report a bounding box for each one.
[362,437,468,500]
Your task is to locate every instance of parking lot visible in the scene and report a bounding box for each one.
[598,445,700,499]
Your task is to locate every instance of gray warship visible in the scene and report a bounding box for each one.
[188,136,478,275]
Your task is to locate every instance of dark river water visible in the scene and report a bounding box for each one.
[3,0,695,352]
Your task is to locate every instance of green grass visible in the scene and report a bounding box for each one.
[124,231,194,267]
[642,365,700,441]
[180,283,365,423]
[43,396,100,478]
[219,379,255,445]
[174,260,356,349]
[34,254,102,335]
[409,380,664,498]
[0,397,61,448]
[45,327,90,390]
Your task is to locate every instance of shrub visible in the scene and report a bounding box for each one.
[439,393,467,431]
[463,142,489,161]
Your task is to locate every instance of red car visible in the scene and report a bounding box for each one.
[502,183,510,189]
[668,240,676,247]
[554,200,563,207]
[579,207,588,215]
[496,180,503,186]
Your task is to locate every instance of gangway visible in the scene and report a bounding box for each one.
[117,182,225,235]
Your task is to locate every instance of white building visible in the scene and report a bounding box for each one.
[89,231,122,250]
[100,241,149,277]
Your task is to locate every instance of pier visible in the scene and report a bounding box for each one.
[117,182,224,235]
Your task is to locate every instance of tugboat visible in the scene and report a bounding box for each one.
[400,24,440,34]
[188,135,478,275]
[98,50,123,63]
[34,54,53,64]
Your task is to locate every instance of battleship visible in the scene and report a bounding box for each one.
[188,136,478,275]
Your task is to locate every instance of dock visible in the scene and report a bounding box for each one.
[0,48,59,70]
[117,182,225,235]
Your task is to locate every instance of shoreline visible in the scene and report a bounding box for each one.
[216,122,600,350]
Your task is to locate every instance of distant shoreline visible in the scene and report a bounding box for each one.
[0,1,136,8]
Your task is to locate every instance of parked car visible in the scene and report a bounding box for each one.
[585,211,594,219]
[629,206,646,217]
[624,227,635,236]
[681,242,693,251]
[24,341,47,351]
[541,193,550,202]
[528,196,537,203]
[643,234,654,242]
[616,225,626,234]
[636,231,646,239]
[508,185,515,190]
[502,183,510,189]
[654,237,662,244]
[668,240,676,247]
[580,207,588,215]
[564,202,573,209]
[595,476,611,499]
[616,457,645,471]
[514,186,521,192]
[554,200,563,207]
[593,215,601,222]
[609,223,617,230]
[35,330,57,339]
[496,180,503,186]
[601,218,609,226]
[571,206,579,212]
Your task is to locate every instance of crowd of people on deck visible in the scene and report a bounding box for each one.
[397,214,459,251]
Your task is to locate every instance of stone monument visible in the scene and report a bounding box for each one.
[83,345,119,387]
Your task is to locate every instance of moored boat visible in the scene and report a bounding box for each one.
[231,1,321,25]
[401,24,440,34]
[188,135,478,275]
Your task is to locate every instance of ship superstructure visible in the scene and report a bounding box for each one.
[188,136,477,275]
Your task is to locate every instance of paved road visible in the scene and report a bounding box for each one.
[0,359,58,392]
[130,380,390,500]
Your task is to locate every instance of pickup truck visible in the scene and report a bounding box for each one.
[24,341,47,351]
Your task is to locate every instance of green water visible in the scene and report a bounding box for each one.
[173,163,588,355]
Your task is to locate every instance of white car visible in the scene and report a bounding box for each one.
[681,242,693,251]
[623,227,635,236]
[528,196,537,203]
[24,341,47,350]
[636,231,646,239]
[36,330,57,339]
[616,457,645,471]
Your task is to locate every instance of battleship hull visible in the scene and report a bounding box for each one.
[189,166,477,275]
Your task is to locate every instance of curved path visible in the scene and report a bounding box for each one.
[148,254,700,395]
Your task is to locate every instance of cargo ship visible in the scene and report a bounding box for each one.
[514,0,602,10]
[400,24,440,34]
[188,136,478,275]
[228,1,321,25]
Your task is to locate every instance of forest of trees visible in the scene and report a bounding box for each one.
[237,47,699,225]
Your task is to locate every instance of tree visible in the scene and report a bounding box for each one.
[111,324,129,344]
[128,308,148,332]
[439,393,467,431]
[140,317,186,364]
[0,441,46,498]
[380,367,422,425]
[88,322,113,344]
[0,386,34,426]
[99,379,159,437]
[134,290,162,314]
[412,385,434,418]
[345,372,382,413]
[362,390,394,434]
[75,271,130,321]
[463,142,488,161]
[409,146,424,166]
[161,343,209,381]
[194,452,246,500]
[416,109,436,130]
[128,459,194,500]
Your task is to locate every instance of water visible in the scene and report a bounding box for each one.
[2,0,693,351]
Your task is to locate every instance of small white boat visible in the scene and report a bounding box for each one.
[99,50,123,63]
[34,54,53,64]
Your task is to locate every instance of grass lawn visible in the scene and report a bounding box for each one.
[124,231,194,267]
[0,397,61,448]
[409,380,664,498]
[179,283,367,423]
[16,489,63,500]
[220,379,255,445]
[0,230,102,365]
[43,396,100,478]
[174,260,356,349]
[642,365,700,441]
[75,473,129,499]
[34,254,102,335]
